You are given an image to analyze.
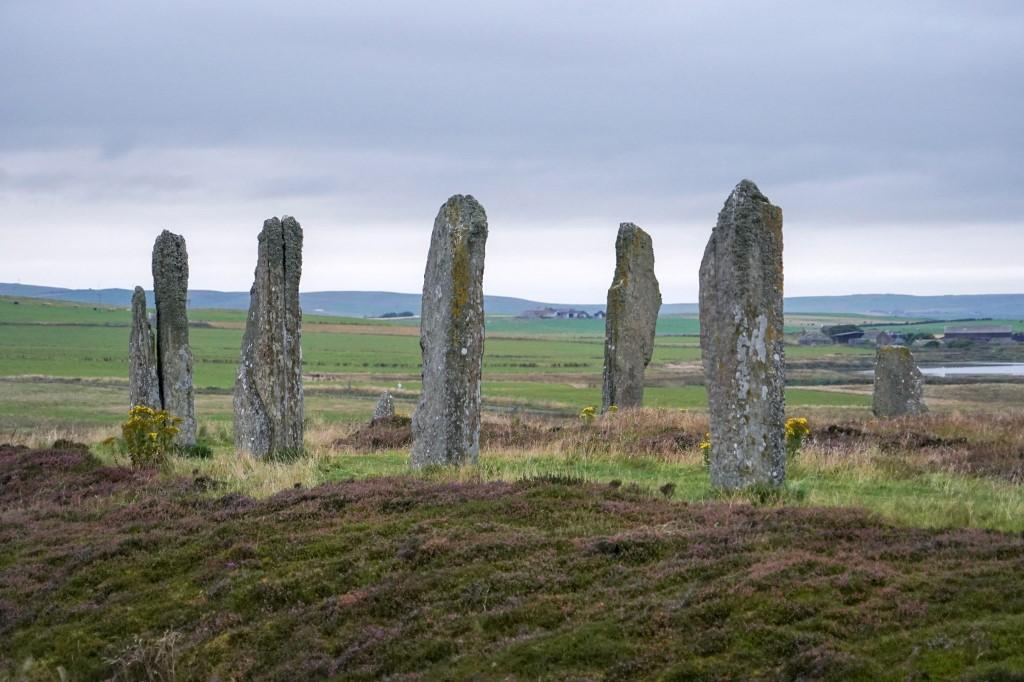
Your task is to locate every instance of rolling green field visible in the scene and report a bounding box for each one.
[0,296,883,433]
[1,294,1021,437]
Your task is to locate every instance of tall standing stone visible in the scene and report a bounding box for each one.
[234,217,304,458]
[128,286,161,409]
[873,345,927,417]
[602,223,661,412]
[411,195,488,468]
[152,230,197,444]
[699,180,785,490]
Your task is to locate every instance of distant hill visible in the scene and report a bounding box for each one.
[782,294,1024,319]
[2,283,1022,319]
[0,283,603,318]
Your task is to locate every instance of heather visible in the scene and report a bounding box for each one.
[2,441,1024,680]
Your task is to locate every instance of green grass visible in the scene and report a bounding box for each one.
[317,450,1023,532]
[0,297,875,419]
[870,318,1024,334]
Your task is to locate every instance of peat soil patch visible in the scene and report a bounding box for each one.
[1,445,1023,680]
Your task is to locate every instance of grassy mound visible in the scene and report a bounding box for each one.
[2,445,1024,680]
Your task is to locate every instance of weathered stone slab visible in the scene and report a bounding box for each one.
[128,286,161,409]
[234,216,304,458]
[152,230,196,444]
[373,391,396,421]
[699,180,785,490]
[411,195,488,468]
[873,345,927,417]
[602,223,661,412]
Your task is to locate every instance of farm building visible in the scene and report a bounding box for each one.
[797,331,832,346]
[943,325,1014,342]
[518,307,593,320]
[554,308,592,319]
[518,307,557,319]
[821,324,864,344]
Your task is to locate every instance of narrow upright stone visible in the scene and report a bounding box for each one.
[602,223,661,412]
[699,180,785,490]
[152,230,197,444]
[234,217,304,458]
[411,195,488,468]
[873,345,927,417]
[128,286,161,409]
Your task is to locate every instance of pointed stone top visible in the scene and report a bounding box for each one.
[729,179,768,203]
[717,180,781,235]
[156,229,184,243]
[618,222,642,235]
[131,286,147,310]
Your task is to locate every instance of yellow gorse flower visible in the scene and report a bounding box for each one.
[785,417,811,440]
[119,405,183,468]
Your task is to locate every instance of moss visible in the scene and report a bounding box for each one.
[449,226,471,320]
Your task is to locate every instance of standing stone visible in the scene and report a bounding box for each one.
[128,286,161,409]
[602,223,662,412]
[152,230,197,444]
[373,391,396,421]
[873,345,927,417]
[234,217,304,458]
[699,180,785,490]
[411,195,488,468]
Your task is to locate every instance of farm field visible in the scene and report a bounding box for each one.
[0,297,891,432]
[5,296,1024,439]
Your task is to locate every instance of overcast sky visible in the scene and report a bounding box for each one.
[1,1,1022,302]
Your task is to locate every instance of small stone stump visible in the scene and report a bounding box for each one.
[373,391,396,422]
[411,195,488,468]
[699,180,786,490]
[602,223,661,412]
[873,345,927,417]
[152,230,197,444]
[234,216,304,458]
[128,286,161,409]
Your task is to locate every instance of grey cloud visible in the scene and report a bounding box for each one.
[0,0,1021,296]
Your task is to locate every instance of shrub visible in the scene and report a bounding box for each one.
[699,433,711,467]
[118,405,181,469]
[579,406,597,425]
[785,417,811,461]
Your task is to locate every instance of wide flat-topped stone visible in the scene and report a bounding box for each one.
[873,345,927,417]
